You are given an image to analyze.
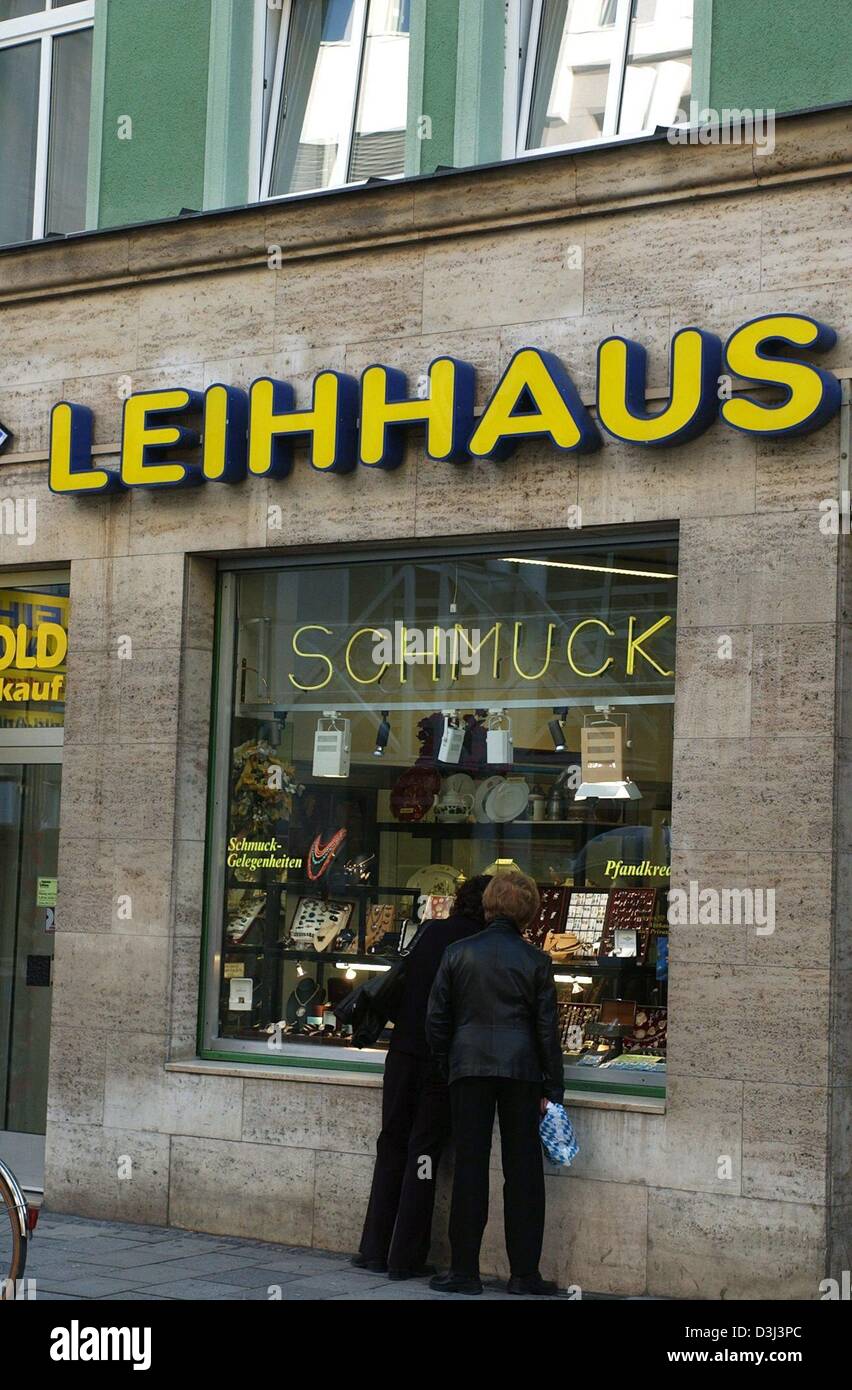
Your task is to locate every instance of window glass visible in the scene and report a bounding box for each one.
[262,2,284,149]
[45,25,92,235]
[0,41,40,245]
[527,0,621,150]
[269,0,361,196]
[210,540,675,1090]
[0,2,46,18]
[618,0,693,134]
[348,0,411,180]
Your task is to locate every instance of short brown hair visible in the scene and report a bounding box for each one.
[482,871,540,929]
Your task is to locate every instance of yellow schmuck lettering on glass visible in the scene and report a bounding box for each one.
[285,617,674,691]
[287,625,335,691]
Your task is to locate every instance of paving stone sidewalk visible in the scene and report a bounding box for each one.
[24,1211,579,1301]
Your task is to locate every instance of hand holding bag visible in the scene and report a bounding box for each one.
[539,1100,580,1167]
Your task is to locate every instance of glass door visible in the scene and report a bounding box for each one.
[0,761,61,1141]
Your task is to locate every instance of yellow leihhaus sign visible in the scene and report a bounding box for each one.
[0,590,68,729]
[46,313,842,494]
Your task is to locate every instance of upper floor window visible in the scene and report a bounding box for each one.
[521,0,692,155]
[261,0,411,200]
[0,0,94,246]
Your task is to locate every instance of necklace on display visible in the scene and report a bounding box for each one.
[307,828,348,881]
[294,979,322,1016]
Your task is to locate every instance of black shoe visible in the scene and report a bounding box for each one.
[429,1271,483,1295]
[507,1273,559,1296]
[351,1254,387,1273]
[388,1266,433,1282]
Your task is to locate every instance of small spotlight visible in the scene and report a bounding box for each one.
[345,967,357,981]
[313,711,351,778]
[548,706,569,751]
[296,961,304,978]
[438,711,465,764]
[373,711,390,757]
[486,709,513,765]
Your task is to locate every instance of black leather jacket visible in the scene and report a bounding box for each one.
[426,917,564,1103]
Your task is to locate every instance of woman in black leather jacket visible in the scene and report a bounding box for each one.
[426,871,562,1297]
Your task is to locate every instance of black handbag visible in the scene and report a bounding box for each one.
[336,922,428,1048]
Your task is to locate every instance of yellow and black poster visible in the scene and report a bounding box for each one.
[0,589,69,730]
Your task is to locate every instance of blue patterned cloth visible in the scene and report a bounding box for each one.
[539,1101,580,1167]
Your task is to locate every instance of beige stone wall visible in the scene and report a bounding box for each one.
[1,107,850,1297]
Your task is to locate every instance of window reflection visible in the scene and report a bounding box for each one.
[619,0,693,134]
[268,0,411,199]
[0,42,40,245]
[528,0,619,149]
[349,0,411,180]
[0,1,46,18]
[526,0,693,154]
[46,27,93,236]
[269,0,360,196]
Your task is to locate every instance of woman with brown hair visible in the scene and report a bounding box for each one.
[426,870,563,1296]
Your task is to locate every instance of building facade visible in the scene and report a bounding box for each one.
[0,0,851,1299]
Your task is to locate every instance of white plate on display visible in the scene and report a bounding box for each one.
[474,775,504,823]
[442,772,475,799]
[405,864,462,897]
[485,778,530,823]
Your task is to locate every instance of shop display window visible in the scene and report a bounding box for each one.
[202,533,676,1097]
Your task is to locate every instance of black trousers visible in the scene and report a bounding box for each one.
[448,1076,545,1279]
[359,1048,451,1272]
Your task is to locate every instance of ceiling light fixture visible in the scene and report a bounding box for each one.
[502,556,676,581]
[335,962,392,974]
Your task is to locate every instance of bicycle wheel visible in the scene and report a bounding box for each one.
[0,1163,28,1299]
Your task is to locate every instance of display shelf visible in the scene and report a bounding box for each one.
[222,940,658,972]
[227,878,418,896]
[223,943,401,964]
[554,957,658,974]
[374,820,589,837]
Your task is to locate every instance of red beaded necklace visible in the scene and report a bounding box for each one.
[307,828,348,881]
